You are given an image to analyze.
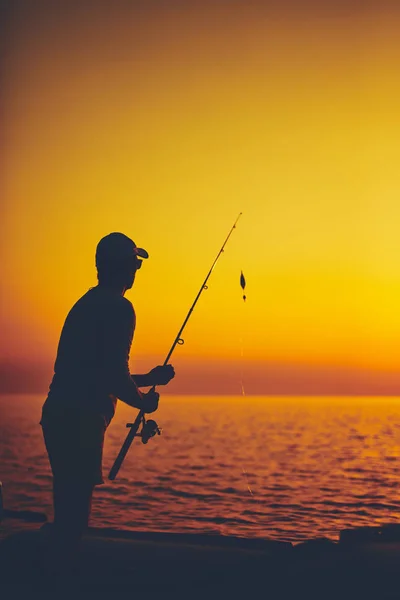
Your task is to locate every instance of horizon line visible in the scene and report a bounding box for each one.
[2,391,400,398]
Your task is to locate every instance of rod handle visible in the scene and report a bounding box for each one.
[108,411,143,480]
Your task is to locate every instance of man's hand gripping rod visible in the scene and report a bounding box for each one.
[108,213,242,481]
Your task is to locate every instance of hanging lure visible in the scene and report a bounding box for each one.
[240,270,246,302]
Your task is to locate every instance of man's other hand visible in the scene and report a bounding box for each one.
[141,389,159,413]
[148,365,175,386]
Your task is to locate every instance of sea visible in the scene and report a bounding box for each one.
[1,394,400,543]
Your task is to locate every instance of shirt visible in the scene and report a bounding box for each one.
[42,285,141,425]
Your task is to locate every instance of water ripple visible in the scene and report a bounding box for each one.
[3,394,400,542]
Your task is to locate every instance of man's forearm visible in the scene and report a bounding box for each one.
[106,367,144,408]
[131,373,152,387]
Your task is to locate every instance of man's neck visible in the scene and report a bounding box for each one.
[97,282,126,296]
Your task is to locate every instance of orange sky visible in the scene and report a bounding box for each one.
[2,0,400,394]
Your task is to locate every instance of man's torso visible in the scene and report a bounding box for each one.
[42,285,135,425]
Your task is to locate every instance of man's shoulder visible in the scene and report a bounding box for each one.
[99,290,135,321]
[117,295,135,315]
[72,288,134,316]
[100,295,135,331]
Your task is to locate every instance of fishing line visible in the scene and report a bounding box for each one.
[238,270,255,497]
[237,272,265,533]
[242,467,254,497]
[109,213,243,481]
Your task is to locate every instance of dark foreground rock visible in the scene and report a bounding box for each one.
[1,526,400,599]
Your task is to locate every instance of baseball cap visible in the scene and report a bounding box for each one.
[95,232,149,269]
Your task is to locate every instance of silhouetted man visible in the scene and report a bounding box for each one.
[40,232,174,572]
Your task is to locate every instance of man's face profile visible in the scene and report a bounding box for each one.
[125,257,142,289]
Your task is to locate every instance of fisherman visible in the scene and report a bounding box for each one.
[40,232,175,572]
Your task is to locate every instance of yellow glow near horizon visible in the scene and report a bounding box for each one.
[2,2,400,390]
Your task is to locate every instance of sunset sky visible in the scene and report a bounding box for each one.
[2,0,400,394]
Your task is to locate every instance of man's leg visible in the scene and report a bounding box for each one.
[50,479,95,573]
[41,410,105,575]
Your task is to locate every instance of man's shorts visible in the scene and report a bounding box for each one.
[41,406,107,486]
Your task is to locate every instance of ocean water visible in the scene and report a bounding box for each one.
[1,394,400,543]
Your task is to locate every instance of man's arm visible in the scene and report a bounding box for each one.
[131,365,175,388]
[102,300,144,408]
[131,373,152,387]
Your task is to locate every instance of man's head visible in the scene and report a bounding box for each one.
[95,232,149,289]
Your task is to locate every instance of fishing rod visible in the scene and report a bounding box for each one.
[108,212,242,481]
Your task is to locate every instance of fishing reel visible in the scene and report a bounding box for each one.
[127,418,162,444]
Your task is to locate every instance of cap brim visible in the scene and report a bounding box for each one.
[134,247,149,259]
